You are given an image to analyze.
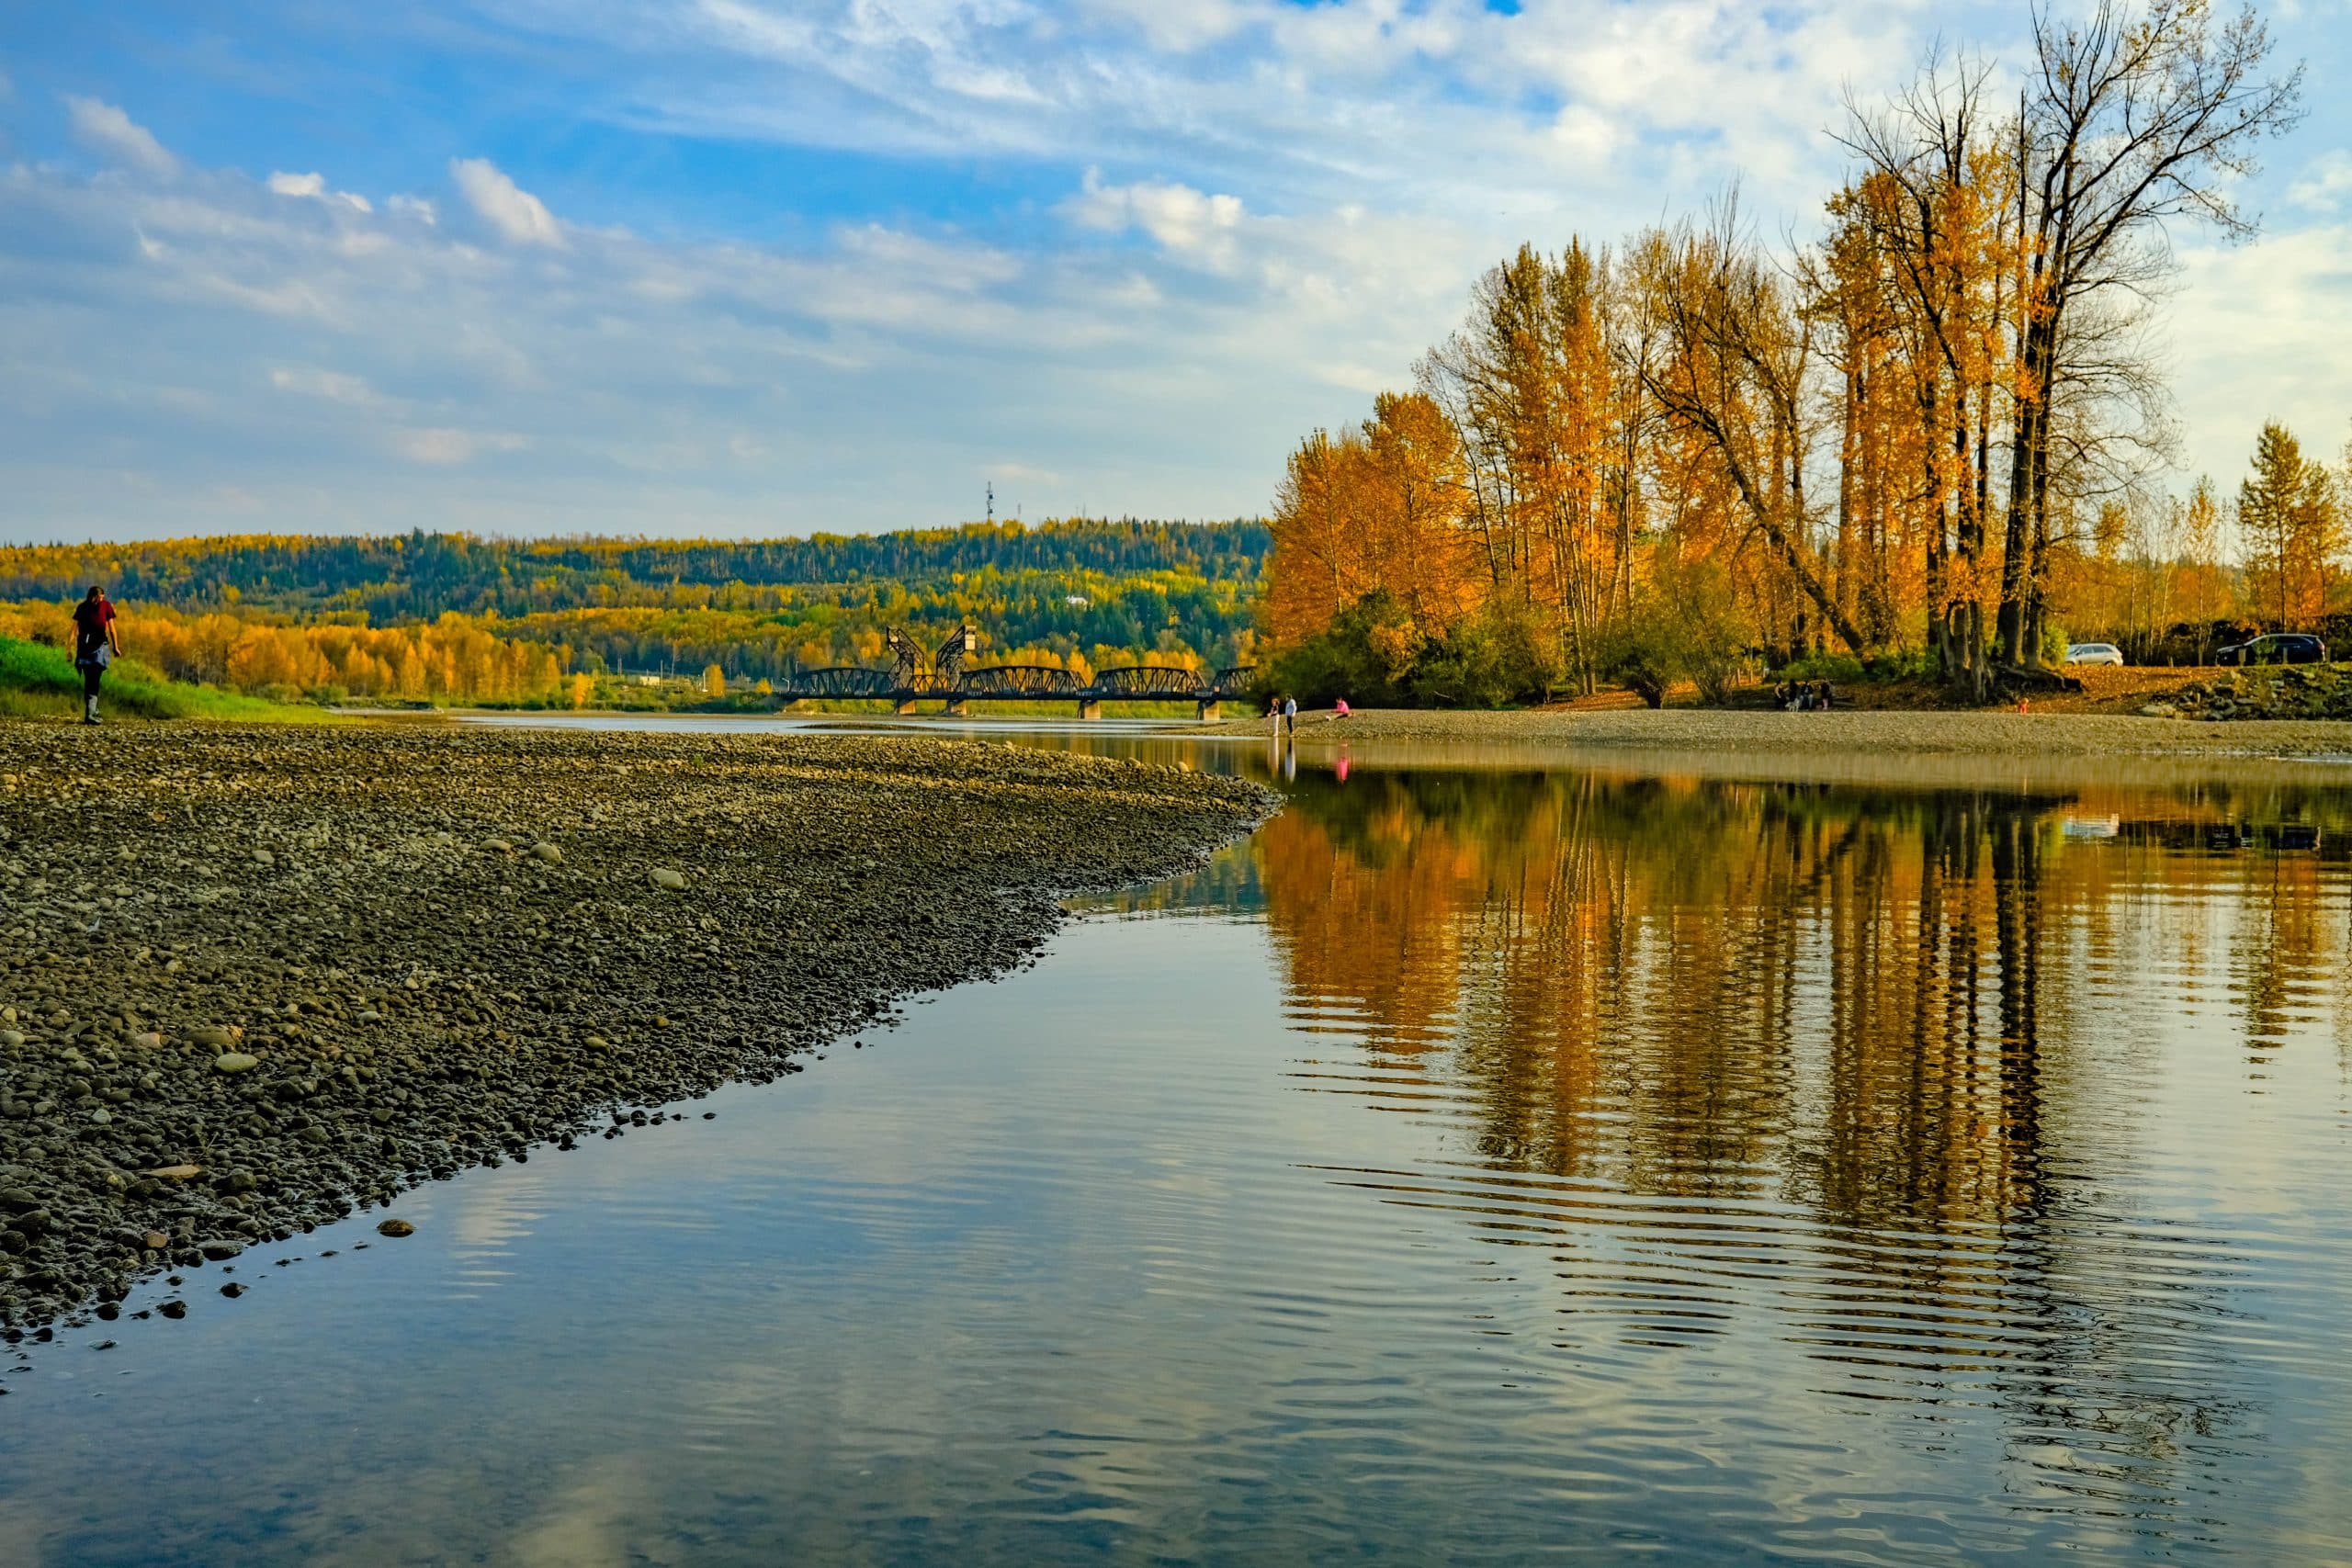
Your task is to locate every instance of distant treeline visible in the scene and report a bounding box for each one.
[0,518,1270,705]
[0,518,1270,620]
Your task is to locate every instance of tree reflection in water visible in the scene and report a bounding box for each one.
[1245,764,2351,1530]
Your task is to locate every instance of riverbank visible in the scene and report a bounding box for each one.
[1204,706,2352,761]
[0,725,1274,1329]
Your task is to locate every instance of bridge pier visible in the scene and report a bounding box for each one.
[943,697,968,717]
[1196,699,1222,722]
[893,698,918,716]
[1078,699,1102,722]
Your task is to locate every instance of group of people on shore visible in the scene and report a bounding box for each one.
[1265,694,1351,738]
[1773,680,1838,712]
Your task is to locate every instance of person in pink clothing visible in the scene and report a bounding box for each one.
[1334,699,1351,717]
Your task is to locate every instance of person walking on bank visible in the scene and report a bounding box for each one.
[1282,694,1298,737]
[71,586,122,725]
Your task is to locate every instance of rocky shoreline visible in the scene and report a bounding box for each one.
[2136,665,2352,723]
[0,725,1274,1332]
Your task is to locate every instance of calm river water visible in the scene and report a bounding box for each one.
[5,724,2352,1563]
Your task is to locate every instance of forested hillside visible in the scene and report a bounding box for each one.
[0,518,1268,706]
[0,519,1267,618]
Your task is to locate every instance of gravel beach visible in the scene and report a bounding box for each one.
[0,725,1273,1331]
[1213,705,2352,759]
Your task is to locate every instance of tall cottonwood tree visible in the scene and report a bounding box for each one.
[1835,54,2020,694]
[1417,242,1630,688]
[1999,0,2301,664]
[1632,206,1864,654]
[1263,393,1476,648]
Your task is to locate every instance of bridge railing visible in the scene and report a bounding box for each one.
[769,639,1256,714]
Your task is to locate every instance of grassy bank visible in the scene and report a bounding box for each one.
[0,637,340,724]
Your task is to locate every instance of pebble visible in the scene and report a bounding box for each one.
[650,868,687,891]
[376,1219,415,1238]
[0,725,1272,1331]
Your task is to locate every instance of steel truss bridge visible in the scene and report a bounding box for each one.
[778,627,1255,719]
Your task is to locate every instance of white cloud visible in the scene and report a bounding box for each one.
[1077,0,1257,52]
[270,367,384,407]
[2288,151,2352,214]
[449,157,564,247]
[394,427,529,465]
[388,194,439,225]
[267,170,373,212]
[63,96,177,178]
[1065,170,1245,264]
[2171,225,2352,483]
[983,460,1062,486]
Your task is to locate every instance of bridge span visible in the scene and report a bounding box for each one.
[779,627,1255,720]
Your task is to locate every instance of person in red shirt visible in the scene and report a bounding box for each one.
[70,587,122,725]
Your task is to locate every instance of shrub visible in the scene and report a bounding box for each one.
[1413,600,1559,708]
[1265,590,1420,706]
[1775,651,1868,684]
[1602,558,1750,706]
[1264,592,1558,709]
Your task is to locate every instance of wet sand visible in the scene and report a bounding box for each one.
[1204,705,2352,761]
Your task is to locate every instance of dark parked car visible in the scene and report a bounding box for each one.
[2215,633,2328,665]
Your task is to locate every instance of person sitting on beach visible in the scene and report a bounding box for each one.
[1334,698,1351,718]
[70,586,122,725]
[1814,681,1835,711]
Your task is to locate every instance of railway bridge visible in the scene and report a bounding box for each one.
[777,627,1255,720]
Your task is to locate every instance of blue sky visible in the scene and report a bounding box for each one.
[3,0,2349,544]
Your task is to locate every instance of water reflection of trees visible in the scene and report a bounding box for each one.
[1256,767,2351,1520]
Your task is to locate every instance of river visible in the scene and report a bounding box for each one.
[4,722,2349,1563]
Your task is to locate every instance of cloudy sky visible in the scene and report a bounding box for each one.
[3,1,2349,545]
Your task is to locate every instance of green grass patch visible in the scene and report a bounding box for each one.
[0,637,344,724]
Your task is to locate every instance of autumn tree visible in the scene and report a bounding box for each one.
[1998,0,2302,665]
[1419,240,1628,688]
[1631,206,1863,654]
[1836,53,2016,694]
[1264,429,1371,645]
[1264,393,1474,650]
[2238,423,2342,628]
